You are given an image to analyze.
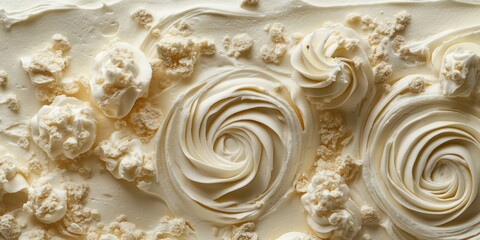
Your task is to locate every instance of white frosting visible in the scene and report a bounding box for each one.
[95,130,155,183]
[155,66,313,224]
[432,43,480,97]
[276,232,318,240]
[291,24,373,109]
[362,75,480,239]
[3,0,480,239]
[90,42,152,118]
[30,95,96,160]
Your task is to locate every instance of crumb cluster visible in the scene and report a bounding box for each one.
[260,23,287,64]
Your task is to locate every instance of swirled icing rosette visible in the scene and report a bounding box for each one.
[361,75,480,239]
[155,67,314,224]
[291,24,373,109]
[432,42,480,97]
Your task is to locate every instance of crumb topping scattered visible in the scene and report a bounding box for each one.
[154,21,215,79]
[224,222,257,240]
[361,205,381,226]
[260,23,287,64]
[154,216,195,240]
[0,213,22,240]
[0,71,8,87]
[226,33,253,58]
[132,9,154,29]
[408,76,427,93]
[21,34,80,103]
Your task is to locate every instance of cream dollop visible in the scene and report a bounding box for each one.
[90,42,152,118]
[362,75,480,239]
[290,24,373,109]
[30,95,96,160]
[432,43,480,97]
[276,232,318,240]
[155,67,313,224]
[0,151,29,196]
[25,176,67,224]
[95,130,155,183]
[301,170,361,240]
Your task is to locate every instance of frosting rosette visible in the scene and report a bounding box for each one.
[432,42,480,97]
[155,67,313,224]
[291,24,373,109]
[361,75,480,239]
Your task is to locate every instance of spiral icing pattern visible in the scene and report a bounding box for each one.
[156,67,313,224]
[291,24,373,109]
[362,75,480,239]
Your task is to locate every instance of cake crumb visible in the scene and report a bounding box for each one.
[0,71,7,87]
[16,137,29,149]
[266,23,285,43]
[241,0,258,7]
[151,29,161,37]
[260,23,287,64]
[224,222,257,240]
[2,94,20,112]
[362,234,372,240]
[114,120,128,130]
[0,213,21,240]
[19,229,52,240]
[290,32,304,44]
[59,183,99,237]
[294,172,309,193]
[21,34,78,103]
[223,36,231,49]
[260,43,287,64]
[87,216,145,240]
[28,159,43,175]
[361,205,381,225]
[128,101,163,141]
[153,216,196,239]
[346,11,413,73]
[154,22,216,78]
[132,9,154,29]
[409,76,426,93]
[373,61,393,83]
[335,155,362,181]
[227,33,253,58]
[391,36,406,53]
[50,34,71,52]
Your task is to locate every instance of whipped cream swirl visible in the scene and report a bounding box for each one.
[362,75,480,239]
[432,43,480,97]
[156,67,313,224]
[291,24,373,109]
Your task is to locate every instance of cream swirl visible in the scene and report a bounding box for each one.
[156,67,313,224]
[362,75,480,239]
[432,43,480,97]
[291,24,373,109]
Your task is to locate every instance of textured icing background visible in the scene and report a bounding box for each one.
[0,0,479,239]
